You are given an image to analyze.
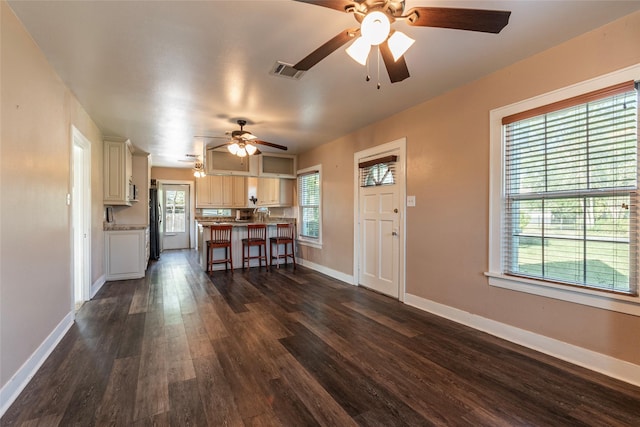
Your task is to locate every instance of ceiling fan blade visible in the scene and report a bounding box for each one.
[254,140,288,151]
[254,148,262,155]
[294,28,360,71]
[405,7,511,34]
[292,0,358,13]
[379,40,410,83]
[195,135,228,139]
[206,143,230,151]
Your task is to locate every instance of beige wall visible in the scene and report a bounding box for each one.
[298,11,640,364]
[151,166,195,182]
[1,2,104,387]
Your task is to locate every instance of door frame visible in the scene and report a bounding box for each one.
[71,126,92,309]
[353,137,407,301]
[157,179,195,249]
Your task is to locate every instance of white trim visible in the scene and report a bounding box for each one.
[486,272,640,316]
[71,126,92,307]
[488,64,640,314]
[296,164,323,246]
[91,274,106,298]
[296,257,355,285]
[296,239,322,250]
[0,311,74,418]
[353,138,407,299]
[404,293,640,387]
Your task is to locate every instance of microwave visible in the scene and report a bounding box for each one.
[129,183,138,200]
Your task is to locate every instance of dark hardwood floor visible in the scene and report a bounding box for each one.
[3,250,640,426]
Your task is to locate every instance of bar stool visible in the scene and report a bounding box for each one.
[242,224,268,270]
[207,225,233,272]
[269,223,296,269]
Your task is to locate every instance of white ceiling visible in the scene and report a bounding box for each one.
[8,1,640,167]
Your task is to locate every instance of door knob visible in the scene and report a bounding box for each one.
[394,208,398,213]
[392,231,398,236]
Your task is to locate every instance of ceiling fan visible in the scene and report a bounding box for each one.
[291,0,511,83]
[197,120,288,158]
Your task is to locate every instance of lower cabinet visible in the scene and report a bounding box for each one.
[105,228,148,280]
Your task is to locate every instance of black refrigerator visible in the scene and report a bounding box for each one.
[149,188,161,260]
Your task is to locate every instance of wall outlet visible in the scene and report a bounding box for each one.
[407,195,416,207]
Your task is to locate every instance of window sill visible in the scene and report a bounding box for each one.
[297,238,322,250]
[485,272,640,317]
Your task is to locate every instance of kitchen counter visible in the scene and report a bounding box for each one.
[104,223,148,231]
[197,220,295,271]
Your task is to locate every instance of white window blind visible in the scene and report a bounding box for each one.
[359,155,397,187]
[503,81,638,295]
[298,170,320,239]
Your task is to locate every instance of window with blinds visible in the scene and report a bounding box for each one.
[298,169,321,240]
[359,155,397,187]
[502,81,638,295]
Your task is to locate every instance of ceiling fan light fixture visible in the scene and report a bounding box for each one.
[236,147,247,157]
[361,11,390,46]
[227,142,240,155]
[346,36,371,65]
[387,31,415,61]
[245,143,257,155]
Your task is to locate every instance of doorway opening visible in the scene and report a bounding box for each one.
[161,183,191,250]
[353,138,406,300]
[71,126,91,311]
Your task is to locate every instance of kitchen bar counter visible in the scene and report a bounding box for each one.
[197,220,294,271]
[103,223,148,231]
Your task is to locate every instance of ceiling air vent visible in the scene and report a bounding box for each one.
[270,61,305,80]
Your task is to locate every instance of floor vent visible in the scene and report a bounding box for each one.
[270,61,305,80]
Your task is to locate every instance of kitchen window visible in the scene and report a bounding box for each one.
[298,165,322,247]
[488,67,640,316]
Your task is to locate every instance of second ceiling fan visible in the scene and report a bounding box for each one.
[198,120,288,158]
[292,0,511,83]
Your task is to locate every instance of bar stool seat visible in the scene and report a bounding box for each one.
[242,224,268,270]
[207,224,233,272]
[270,223,296,269]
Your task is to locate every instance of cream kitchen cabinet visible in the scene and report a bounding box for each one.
[196,175,247,208]
[205,150,257,176]
[257,178,293,207]
[104,227,147,280]
[103,138,133,205]
[258,153,297,178]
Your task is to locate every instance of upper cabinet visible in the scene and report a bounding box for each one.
[204,150,297,179]
[104,138,133,205]
[205,150,255,176]
[258,153,297,178]
[257,178,293,207]
[196,175,247,208]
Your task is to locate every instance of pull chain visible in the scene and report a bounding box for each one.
[377,47,381,90]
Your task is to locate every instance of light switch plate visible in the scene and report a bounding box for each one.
[407,195,416,207]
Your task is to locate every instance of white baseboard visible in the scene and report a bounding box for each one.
[296,257,355,285]
[404,293,640,387]
[0,311,74,417]
[91,274,106,299]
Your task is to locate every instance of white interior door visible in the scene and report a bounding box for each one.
[358,159,400,298]
[162,184,190,250]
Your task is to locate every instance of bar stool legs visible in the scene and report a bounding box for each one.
[269,223,296,269]
[242,224,268,270]
[207,225,233,272]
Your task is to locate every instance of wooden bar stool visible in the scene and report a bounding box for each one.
[269,223,296,269]
[242,224,268,270]
[207,225,233,272]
